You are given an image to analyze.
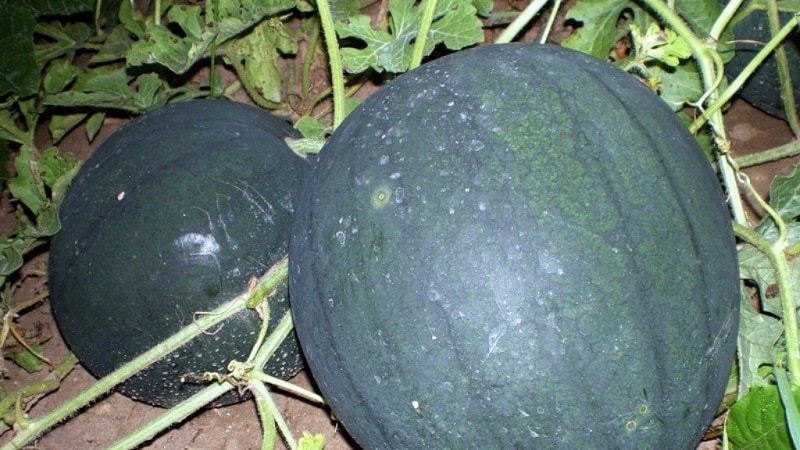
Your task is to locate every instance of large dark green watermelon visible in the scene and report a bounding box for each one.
[289,44,740,449]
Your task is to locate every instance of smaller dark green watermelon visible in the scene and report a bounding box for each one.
[50,100,308,408]
[726,7,800,119]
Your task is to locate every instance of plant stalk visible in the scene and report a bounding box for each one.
[107,382,233,449]
[410,0,439,69]
[494,0,550,44]
[1,258,289,450]
[638,0,746,226]
[734,139,800,169]
[316,0,346,129]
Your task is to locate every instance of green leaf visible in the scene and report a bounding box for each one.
[90,24,135,65]
[727,384,800,449]
[0,236,28,280]
[34,21,93,65]
[736,287,784,395]
[133,73,165,110]
[168,5,205,41]
[336,0,484,73]
[17,0,94,16]
[127,24,215,75]
[7,344,45,373]
[43,58,77,95]
[225,20,297,104]
[297,431,325,450]
[769,164,800,222]
[774,367,800,446]
[39,147,78,188]
[8,146,47,215]
[85,112,106,142]
[654,60,704,111]
[562,0,629,58]
[49,113,86,144]
[0,4,38,98]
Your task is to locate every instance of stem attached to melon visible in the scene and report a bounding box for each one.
[2,258,290,450]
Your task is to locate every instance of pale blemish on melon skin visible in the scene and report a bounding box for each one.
[371,186,393,209]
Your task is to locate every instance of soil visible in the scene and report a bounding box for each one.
[1,4,798,450]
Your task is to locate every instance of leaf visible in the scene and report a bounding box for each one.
[736,288,784,395]
[39,147,78,188]
[127,24,215,75]
[654,60,704,111]
[769,163,800,222]
[8,146,47,215]
[336,0,484,73]
[564,0,728,110]
[774,367,800,446]
[727,384,800,449]
[168,5,204,41]
[89,24,134,65]
[562,0,629,58]
[34,21,93,65]
[7,344,45,373]
[43,58,77,95]
[225,20,297,104]
[297,431,325,450]
[83,112,105,142]
[49,113,86,144]
[0,236,28,280]
[0,4,39,98]
[17,0,94,16]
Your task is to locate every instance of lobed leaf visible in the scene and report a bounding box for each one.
[336,0,484,73]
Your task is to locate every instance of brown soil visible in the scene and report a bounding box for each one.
[1,3,798,449]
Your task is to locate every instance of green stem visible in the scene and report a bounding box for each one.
[708,0,746,40]
[410,0,438,69]
[208,0,220,98]
[638,0,745,226]
[316,0,346,129]
[734,139,800,169]
[107,382,233,449]
[251,380,279,450]
[251,380,297,450]
[494,0,550,44]
[734,222,800,385]
[251,372,326,404]
[766,0,800,135]
[539,0,563,44]
[0,353,78,425]
[2,258,289,450]
[691,15,799,134]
